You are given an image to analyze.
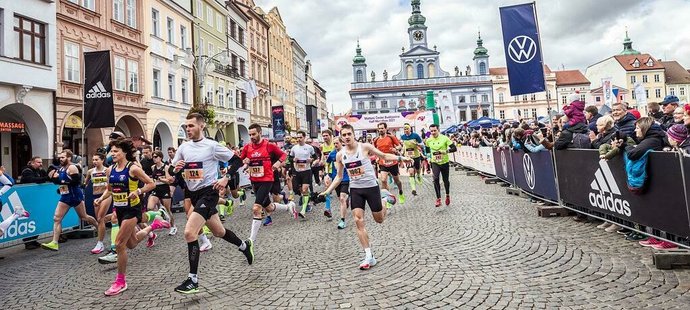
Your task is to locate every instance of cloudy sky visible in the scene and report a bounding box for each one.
[255,0,690,114]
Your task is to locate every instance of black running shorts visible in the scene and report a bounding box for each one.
[115,205,143,224]
[378,164,400,177]
[335,182,350,197]
[187,186,219,220]
[151,185,171,199]
[252,182,274,208]
[406,157,421,171]
[293,170,313,185]
[228,172,240,191]
[349,186,382,212]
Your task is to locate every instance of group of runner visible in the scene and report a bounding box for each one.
[11,114,456,296]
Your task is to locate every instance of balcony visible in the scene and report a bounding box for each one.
[211,59,240,79]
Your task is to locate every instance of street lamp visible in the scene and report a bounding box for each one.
[173,47,234,103]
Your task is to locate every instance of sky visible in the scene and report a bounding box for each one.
[255,0,690,114]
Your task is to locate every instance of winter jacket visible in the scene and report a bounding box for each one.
[624,149,654,194]
[650,111,664,122]
[564,100,586,127]
[679,139,690,157]
[614,112,637,140]
[591,128,618,150]
[19,165,48,184]
[659,113,676,131]
[554,122,589,150]
[624,124,668,160]
[587,113,603,126]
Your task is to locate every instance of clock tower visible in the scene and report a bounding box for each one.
[408,0,428,48]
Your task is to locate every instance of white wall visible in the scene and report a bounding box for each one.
[585,57,626,90]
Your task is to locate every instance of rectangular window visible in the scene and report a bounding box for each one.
[654,74,660,83]
[64,41,80,82]
[471,110,477,120]
[470,95,476,103]
[207,83,214,105]
[199,37,204,55]
[531,108,537,118]
[72,0,95,11]
[642,75,648,83]
[242,92,247,110]
[240,59,245,77]
[168,74,175,100]
[126,0,136,28]
[522,95,527,102]
[238,28,244,45]
[523,109,529,118]
[561,95,567,104]
[670,88,675,96]
[632,91,636,99]
[180,25,187,49]
[128,60,138,93]
[499,110,505,120]
[195,0,202,17]
[152,69,160,97]
[218,86,225,107]
[481,94,488,102]
[152,9,159,37]
[645,89,649,98]
[216,13,222,32]
[530,94,536,101]
[167,18,174,44]
[369,101,376,109]
[681,88,686,96]
[631,75,636,84]
[208,43,213,57]
[655,88,661,98]
[230,20,236,39]
[460,111,466,122]
[596,96,601,102]
[14,15,46,64]
[113,0,124,23]
[206,7,213,26]
[181,78,188,103]
[114,57,126,91]
[381,100,388,108]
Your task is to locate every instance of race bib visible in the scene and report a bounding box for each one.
[92,176,107,188]
[184,162,204,181]
[406,148,415,157]
[295,159,308,170]
[249,160,265,178]
[345,161,364,180]
[112,192,128,207]
[433,151,443,162]
[58,185,70,195]
[384,159,395,166]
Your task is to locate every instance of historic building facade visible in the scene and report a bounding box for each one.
[291,38,307,130]
[266,7,296,131]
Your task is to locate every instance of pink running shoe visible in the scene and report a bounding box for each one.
[104,281,127,296]
[651,241,678,250]
[639,237,662,247]
[147,233,157,248]
[14,206,29,219]
[150,219,171,231]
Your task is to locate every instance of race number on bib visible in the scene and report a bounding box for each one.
[345,161,364,180]
[248,160,265,178]
[112,192,129,207]
[295,159,308,170]
[58,185,70,195]
[184,162,204,181]
[406,148,415,157]
[433,152,443,162]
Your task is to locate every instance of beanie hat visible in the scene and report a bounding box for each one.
[568,92,580,103]
[667,124,688,143]
[629,109,641,119]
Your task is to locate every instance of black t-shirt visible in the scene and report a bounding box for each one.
[140,157,154,176]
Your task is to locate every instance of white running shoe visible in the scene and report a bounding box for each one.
[288,201,297,219]
[169,226,178,236]
[159,207,170,222]
[200,241,213,252]
[91,242,105,254]
[359,257,377,270]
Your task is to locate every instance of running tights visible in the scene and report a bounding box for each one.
[431,163,450,199]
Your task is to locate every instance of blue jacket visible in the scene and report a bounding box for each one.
[624,149,653,194]
[614,112,637,141]
[326,150,349,182]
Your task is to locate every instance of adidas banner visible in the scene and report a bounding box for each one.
[556,150,690,238]
[83,50,115,128]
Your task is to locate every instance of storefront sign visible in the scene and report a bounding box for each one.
[65,115,83,129]
[0,122,25,132]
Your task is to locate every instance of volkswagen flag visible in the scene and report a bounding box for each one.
[83,50,115,128]
[499,3,546,96]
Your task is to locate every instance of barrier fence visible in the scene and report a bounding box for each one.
[451,147,690,243]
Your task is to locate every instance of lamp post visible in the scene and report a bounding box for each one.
[173,47,234,105]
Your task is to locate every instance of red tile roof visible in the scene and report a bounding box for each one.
[661,61,690,84]
[613,54,664,71]
[555,70,590,86]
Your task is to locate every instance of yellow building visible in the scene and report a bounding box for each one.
[266,7,296,131]
[490,66,557,121]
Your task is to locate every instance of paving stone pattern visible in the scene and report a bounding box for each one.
[1,172,690,309]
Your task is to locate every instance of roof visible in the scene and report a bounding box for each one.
[661,61,690,85]
[489,65,552,76]
[613,54,664,71]
[555,70,590,86]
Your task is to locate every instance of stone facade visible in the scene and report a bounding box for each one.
[266,7,296,131]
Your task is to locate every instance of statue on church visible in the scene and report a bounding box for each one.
[454,66,460,77]
[465,65,471,76]
[383,70,388,81]
[370,71,375,82]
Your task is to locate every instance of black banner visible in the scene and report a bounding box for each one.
[493,147,515,184]
[272,105,286,140]
[306,105,318,138]
[511,150,559,202]
[83,51,115,128]
[556,150,690,238]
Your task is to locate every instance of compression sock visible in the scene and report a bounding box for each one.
[325,195,331,211]
[144,211,160,223]
[221,228,242,247]
[250,218,261,243]
[273,203,289,211]
[301,195,309,213]
[364,248,373,260]
[409,176,416,192]
[0,213,20,234]
[188,240,200,274]
[110,224,119,250]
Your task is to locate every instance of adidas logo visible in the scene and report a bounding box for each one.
[85,81,112,99]
[588,159,631,217]
[0,192,36,239]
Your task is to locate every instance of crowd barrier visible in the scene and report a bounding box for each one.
[1,184,80,247]
[451,146,690,242]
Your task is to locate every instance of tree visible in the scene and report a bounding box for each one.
[188,102,216,125]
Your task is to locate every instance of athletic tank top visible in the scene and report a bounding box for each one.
[152,164,168,187]
[340,143,378,189]
[58,165,82,198]
[322,142,335,171]
[109,162,141,207]
[91,167,108,195]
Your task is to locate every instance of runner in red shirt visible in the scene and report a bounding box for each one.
[240,124,295,246]
[373,122,406,205]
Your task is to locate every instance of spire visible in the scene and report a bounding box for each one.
[620,27,640,55]
[473,30,488,59]
[353,39,366,64]
[408,0,426,27]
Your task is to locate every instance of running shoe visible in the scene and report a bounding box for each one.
[40,241,59,251]
[306,205,312,213]
[14,206,29,219]
[616,228,631,235]
[282,192,289,204]
[288,202,298,219]
[169,226,178,236]
[604,224,621,233]
[596,222,612,229]
[98,250,118,264]
[263,216,273,226]
[416,176,423,184]
[639,237,662,247]
[240,239,254,265]
[174,278,199,294]
[411,190,417,196]
[91,242,105,254]
[104,280,127,296]
[200,241,213,252]
[337,219,346,230]
[435,198,441,208]
[359,257,377,270]
[226,200,235,217]
[652,241,678,250]
[202,225,212,236]
[239,189,246,201]
[150,219,171,231]
[625,233,647,241]
[219,214,226,222]
[147,233,157,248]
[398,194,406,204]
[299,211,306,219]
[445,195,450,206]
[159,207,170,222]
[324,210,332,218]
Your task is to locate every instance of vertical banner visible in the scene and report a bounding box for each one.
[438,90,457,127]
[83,51,115,128]
[272,105,286,140]
[602,77,614,108]
[499,3,546,96]
[306,105,318,138]
[634,82,646,107]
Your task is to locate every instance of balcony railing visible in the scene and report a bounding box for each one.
[211,59,240,79]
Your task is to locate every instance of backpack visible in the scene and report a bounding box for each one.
[571,132,591,149]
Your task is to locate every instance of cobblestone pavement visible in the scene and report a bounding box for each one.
[2,171,690,309]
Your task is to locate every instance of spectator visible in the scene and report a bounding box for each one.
[562,93,586,129]
[585,105,602,125]
[612,102,637,140]
[18,156,48,250]
[614,117,668,160]
[672,107,685,126]
[647,102,663,121]
[139,145,154,176]
[685,105,690,127]
[593,115,636,160]
[666,124,690,156]
[540,114,590,150]
[659,95,680,130]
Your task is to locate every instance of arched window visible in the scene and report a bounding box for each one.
[406,64,413,79]
[479,62,487,75]
[417,64,424,79]
[356,69,363,82]
[427,63,435,78]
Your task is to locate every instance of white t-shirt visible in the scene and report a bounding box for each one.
[173,138,234,191]
[290,144,315,172]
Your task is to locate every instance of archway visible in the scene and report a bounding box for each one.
[115,115,145,139]
[238,125,249,145]
[0,103,49,177]
[177,125,187,146]
[152,120,174,152]
[214,129,225,143]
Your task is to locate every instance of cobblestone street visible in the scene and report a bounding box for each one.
[2,172,690,309]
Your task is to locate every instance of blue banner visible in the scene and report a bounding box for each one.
[272,105,286,140]
[0,184,80,244]
[511,150,558,202]
[499,3,545,96]
[493,147,515,184]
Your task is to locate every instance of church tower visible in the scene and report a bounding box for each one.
[473,31,489,75]
[407,0,428,48]
[352,40,367,83]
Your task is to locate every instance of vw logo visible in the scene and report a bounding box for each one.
[500,150,508,178]
[508,35,537,64]
[522,154,536,189]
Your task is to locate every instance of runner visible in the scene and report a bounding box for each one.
[373,122,406,204]
[241,123,295,236]
[321,124,410,269]
[172,113,253,294]
[41,149,99,251]
[96,138,167,296]
[263,140,293,226]
[85,153,114,254]
[400,124,424,196]
[147,150,174,240]
[320,130,336,218]
[166,147,180,235]
[425,124,453,207]
[0,165,29,238]
[325,137,350,229]
[290,131,317,218]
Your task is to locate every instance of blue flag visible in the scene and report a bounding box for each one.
[500,3,545,96]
